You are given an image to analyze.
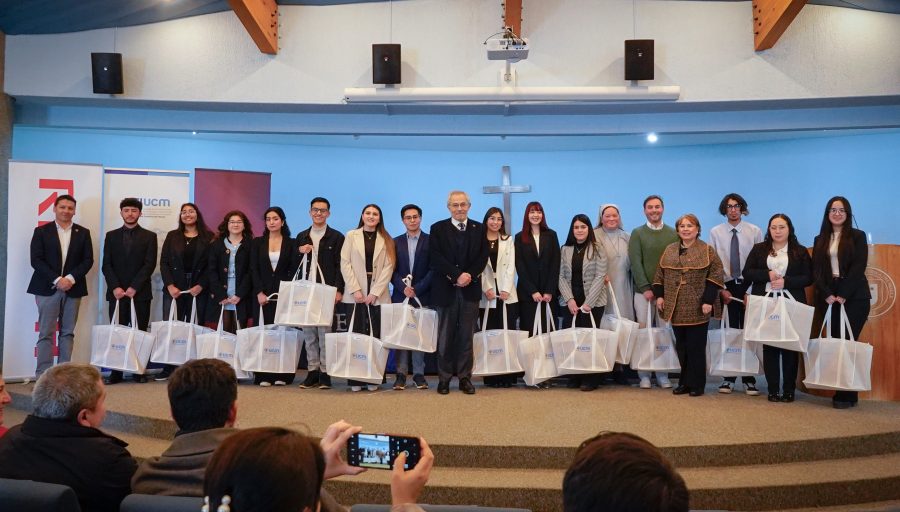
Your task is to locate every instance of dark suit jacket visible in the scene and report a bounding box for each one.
[812,228,871,301]
[742,242,813,303]
[514,229,561,298]
[295,226,345,290]
[206,237,253,323]
[102,225,158,301]
[28,222,94,298]
[160,230,212,290]
[250,235,299,297]
[428,218,488,306]
[391,232,433,306]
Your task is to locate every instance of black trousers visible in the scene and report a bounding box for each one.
[826,297,870,404]
[480,301,520,386]
[436,289,479,382]
[763,345,798,394]
[107,298,151,378]
[253,301,297,385]
[519,299,559,335]
[723,280,755,385]
[561,307,607,385]
[672,323,708,391]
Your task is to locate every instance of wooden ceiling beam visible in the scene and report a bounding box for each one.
[228,0,278,55]
[753,0,808,51]
[503,0,523,38]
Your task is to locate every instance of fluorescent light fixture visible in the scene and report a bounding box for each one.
[646,132,658,143]
[343,86,680,103]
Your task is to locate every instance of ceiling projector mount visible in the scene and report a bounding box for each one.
[484,27,529,63]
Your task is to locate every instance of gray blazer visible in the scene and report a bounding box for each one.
[558,244,608,308]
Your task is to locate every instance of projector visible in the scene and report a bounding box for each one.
[485,37,530,62]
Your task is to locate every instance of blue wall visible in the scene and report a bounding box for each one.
[12,127,900,246]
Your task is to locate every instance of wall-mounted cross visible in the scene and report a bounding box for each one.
[482,165,531,234]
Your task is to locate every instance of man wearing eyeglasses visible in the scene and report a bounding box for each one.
[429,191,489,395]
[295,197,345,390]
[708,193,763,396]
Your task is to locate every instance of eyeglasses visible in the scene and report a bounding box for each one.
[228,221,244,225]
[403,215,420,221]
[310,208,329,214]
[448,202,470,209]
[830,208,846,214]
[725,204,742,210]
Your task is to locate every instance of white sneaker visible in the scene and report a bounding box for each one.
[718,382,733,394]
[274,380,287,386]
[658,376,673,389]
[259,381,272,387]
[367,384,379,392]
[640,377,651,389]
[350,386,362,392]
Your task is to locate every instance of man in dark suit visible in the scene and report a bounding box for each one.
[390,204,434,391]
[28,194,94,377]
[428,191,488,395]
[101,197,158,384]
[295,197,345,390]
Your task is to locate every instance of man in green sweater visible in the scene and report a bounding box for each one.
[628,195,679,389]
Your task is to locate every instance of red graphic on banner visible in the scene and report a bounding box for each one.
[33,320,60,358]
[37,179,75,226]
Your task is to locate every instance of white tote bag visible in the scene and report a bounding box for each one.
[150,295,214,365]
[473,303,527,376]
[196,306,250,379]
[90,300,155,373]
[274,254,338,327]
[707,306,762,377]
[379,296,439,352]
[236,306,301,373]
[516,303,559,386]
[550,310,617,374]
[803,304,873,392]
[325,305,390,384]
[744,290,813,352]
[631,302,681,372]
[599,282,639,365]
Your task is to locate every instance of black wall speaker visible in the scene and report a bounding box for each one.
[372,44,401,85]
[624,40,654,81]
[91,53,124,94]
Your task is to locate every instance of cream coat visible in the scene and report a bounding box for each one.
[340,228,394,305]
[480,235,519,308]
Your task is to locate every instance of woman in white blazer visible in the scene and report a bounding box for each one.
[479,207,520,388]
[340,203,396,391]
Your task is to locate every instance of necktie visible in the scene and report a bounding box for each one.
[457,222,465,232]
[730,228,741,281]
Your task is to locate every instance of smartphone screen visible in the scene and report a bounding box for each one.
[347,433,421,470]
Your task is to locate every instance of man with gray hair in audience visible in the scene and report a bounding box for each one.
[0,363,137,512]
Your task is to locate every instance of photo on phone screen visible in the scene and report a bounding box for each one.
[347,433,421,470]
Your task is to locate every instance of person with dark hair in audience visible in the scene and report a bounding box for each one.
[296,197,345,390]
[515,201,560,388]
[0,373,11,438]
[742,214,812,403]
[563,431,689,512]
[812,196,870,409]
[0,363,137,512]
[28,194,94,378]
[251,206,300,386]
[390,204,434,390]
[208,210,254,333]
[156,202,215,381]
[653,214,725,397]
[203,421,433,512]
[479,206,519,388]
[559,213,608,391]
[102,197,158,384]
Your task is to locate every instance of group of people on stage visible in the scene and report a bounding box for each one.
[28,190,870,408]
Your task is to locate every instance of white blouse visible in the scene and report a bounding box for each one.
[829,233,841,277]
[269,250,280,271]
[765,246,789,293]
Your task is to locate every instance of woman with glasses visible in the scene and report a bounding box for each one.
[208,211,254,333]
[479,207,519,388]
[812,196,870,409]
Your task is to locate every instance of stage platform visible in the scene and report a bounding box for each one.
[6,373,900,511]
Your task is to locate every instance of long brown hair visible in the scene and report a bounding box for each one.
[177,202,213,242]
[520,201,549,244]
[813,196,856,280]
[357,203,396,265]
[763,213,807,261]
[217,210,254,242]
[483,207,510,241]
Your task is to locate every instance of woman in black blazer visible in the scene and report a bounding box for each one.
[156,203,215,379]
[207,210,254,332]
[250,206,300,386]
[742,213,812,403]
[811,196,870,409]
[515,201,561,383]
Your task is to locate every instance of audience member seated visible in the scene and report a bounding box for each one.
[204,421,434,512]
[0,373,11,438]
[562,431,689,512]
[0,363,137,512]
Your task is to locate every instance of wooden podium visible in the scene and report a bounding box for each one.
[800,244,900,401]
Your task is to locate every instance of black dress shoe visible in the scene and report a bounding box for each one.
[104,372,123,385]
[768,393,782,402]
[782,392,795,403]
[689,390,704,397]
[437,380,450,395]
[459,378,476,395]
[132,374,149,383]
[672,385,690,395]
[833,400,852,409]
